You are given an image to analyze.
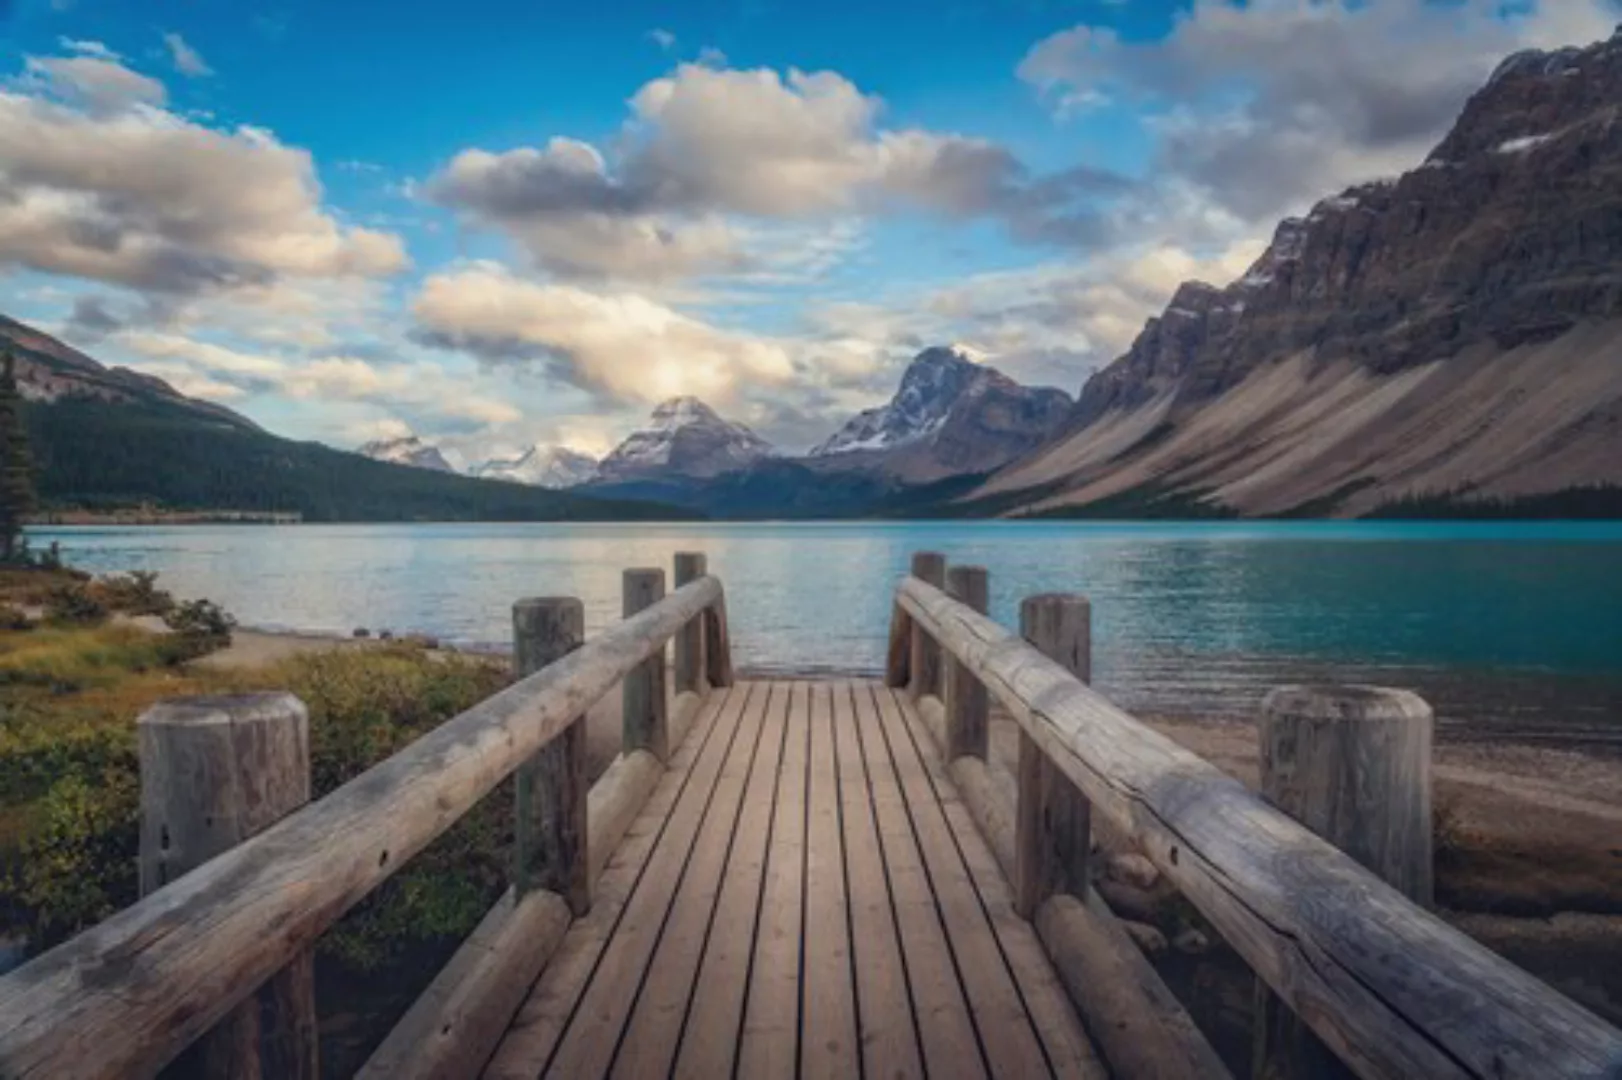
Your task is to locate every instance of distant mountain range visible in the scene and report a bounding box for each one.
[358,435,456,473]
[971,27,1622,519]
[469,445,599,489]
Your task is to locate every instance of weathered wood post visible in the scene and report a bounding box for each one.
[674,552,708,696]
[1253,684,1434,1080]
[513,597,589,914]
[908,551,946,700]
[1014,594,1093,919]
[944,565,989,761]
[138,693,317,1079]
[623,568,670,760]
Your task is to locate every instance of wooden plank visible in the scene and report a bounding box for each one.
[943,565,989,762]
[704,586,734,689]
[853,684,985,1080]
[0,576,726,1080]
[897,576,1622,1080]
[544,683,758,1079]
[670,683,791,1079]
[610,682,777,1077]
[800,682,860,1080]
[622,569,670,762]
[873,685,1051,1078]
[837,684,923,1078]
[896,691,1107,1079]
[483,687,735,1080]
[886,602,911,687]
[908,552,946,700]
[736,683,811,1079]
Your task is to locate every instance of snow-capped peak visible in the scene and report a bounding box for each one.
[812,345,1004,457]
[357,433,455,473]
[595,396,775,480]
[470,444,599,489]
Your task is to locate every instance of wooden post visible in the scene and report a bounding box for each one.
[1253,684,1434,1080]
[1014,594,1093,920]
[138,693,317,1080]
[623,569,670,760]
[885,601,911,688]
[512,598,589,914]
[673,553,708,696]
[704,587,735,689]
[908,552,946,700]
[944,565,989,761]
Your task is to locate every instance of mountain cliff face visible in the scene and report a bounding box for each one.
[358,435,456,473]
[813,346,1072,483]
[983,26,1622,518]
[470,445,599,488]
[595,397,774,481]
[0,315,257,431]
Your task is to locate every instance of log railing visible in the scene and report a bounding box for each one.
[0,554,733,1080]
[888,555,1622,1080]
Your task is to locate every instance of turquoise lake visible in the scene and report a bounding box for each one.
[31,521,1622,748]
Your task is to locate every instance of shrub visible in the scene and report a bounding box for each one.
[89,571,174,617]
[43,585,106,627]
[162,598,234,643]
[0,606,30,632]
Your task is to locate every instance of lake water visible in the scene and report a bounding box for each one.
[31,521,1622,749]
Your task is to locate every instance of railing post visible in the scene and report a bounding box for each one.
[138,693,318,1079]
[705,584,735,689]
[674,552,709,696]
[944,565,989,760]
[1014,594,1093,920]
[1253,685,1434,1080]
[908,552,946,700]
[513,598,589,914]
[623,568,671,760]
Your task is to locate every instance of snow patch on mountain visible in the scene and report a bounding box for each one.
[595,396,775,480]
[811,346,987,457]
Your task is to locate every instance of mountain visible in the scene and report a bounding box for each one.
[358,434,455,473]
[4,314,692,522]
[1,314,256,432]
[811,345,1072,482]
[594,396,774,482]
[976,27,1622,519]
[470,445,599,488]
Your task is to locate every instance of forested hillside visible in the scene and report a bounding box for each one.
[27,399,690,522]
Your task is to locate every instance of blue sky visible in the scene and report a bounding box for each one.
[0,0,1616,461]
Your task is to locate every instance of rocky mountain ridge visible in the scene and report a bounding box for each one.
[983,25,1622,518]
[358,434,456,473]
[470,445,599,489]
[594,396,776,482]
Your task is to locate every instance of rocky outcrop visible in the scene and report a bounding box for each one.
[595,397,774,481]
[814,346,1072,483]
[989,26,1622,517]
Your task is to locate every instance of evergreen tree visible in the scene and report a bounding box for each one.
[0,352,36,560]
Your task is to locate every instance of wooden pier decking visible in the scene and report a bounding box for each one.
[1,551,1619,1080]
[486,680,1102,1079]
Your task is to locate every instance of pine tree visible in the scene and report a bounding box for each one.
[0,352,37,561]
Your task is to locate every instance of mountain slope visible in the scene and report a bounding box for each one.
[811,346,1072,483]
[470,445,599,488]
[595,397,774,481]
[980,27,1622,519]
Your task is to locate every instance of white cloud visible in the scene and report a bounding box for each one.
[412,263,796,405]
[162,33,214,79]
[647,28,677,51]
[57,39,119,61]
[0,51,408,295]
[23,54,166,114]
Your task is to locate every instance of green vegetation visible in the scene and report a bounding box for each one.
[1366,485,1622,520]
[25,397,695,522]
[0,353,36,560]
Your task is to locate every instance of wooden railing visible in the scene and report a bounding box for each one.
[888,554,1622,1080]
[0,554,732,1080]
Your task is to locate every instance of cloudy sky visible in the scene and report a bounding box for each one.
[0,0,1616,463]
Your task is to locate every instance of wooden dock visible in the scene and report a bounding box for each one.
[486,680,1101,1080]
[0,550,1619,1080]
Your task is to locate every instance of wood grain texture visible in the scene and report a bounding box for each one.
[704,585,735,689]
[800,682,860,1080]
[673,553,708,696]
[886,602,912,688]
[944,565,990,762]
[513,598,588,913]
[897,576,1622,1080]
[622,569,670,762]
[0,576,724,1080]
[1255,685,1435,1080]
[138,693,316,1080]
[908,552,946,701]
[585,690,702,885]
